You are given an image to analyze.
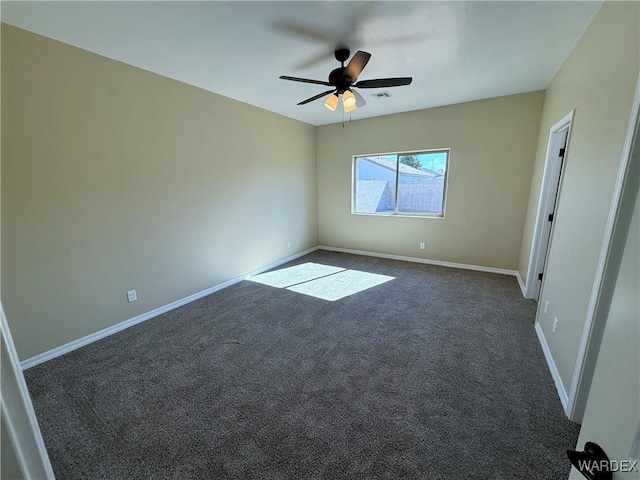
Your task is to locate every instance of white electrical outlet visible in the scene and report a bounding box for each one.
[419,242,425,250]
[287,242,291,249]
[544,301,550,315]
[127,290,137,303]
[552,317,559,334]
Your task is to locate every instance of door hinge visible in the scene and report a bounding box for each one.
[538,272,544,281]
[548,213,554,222]
[559,147,566,157]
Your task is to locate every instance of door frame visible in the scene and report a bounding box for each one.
[1,302,55,478]
[567,73,640,422]
[524,110,574,300]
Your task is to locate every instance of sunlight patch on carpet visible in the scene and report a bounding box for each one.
[248,262,345,288]
[286,269,395,301]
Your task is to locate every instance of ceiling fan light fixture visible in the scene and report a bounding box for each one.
[343,90,356,108]
[324,93,338,111]
[344,103,357,113]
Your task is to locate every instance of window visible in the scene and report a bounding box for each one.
[352,150,449,217]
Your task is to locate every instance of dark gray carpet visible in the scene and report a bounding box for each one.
[25,251,579,479]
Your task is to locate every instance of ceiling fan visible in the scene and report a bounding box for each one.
[279,48,412,113]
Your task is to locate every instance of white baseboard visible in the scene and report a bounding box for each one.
[318,246,519,277]
[20,247,319,370]
[534,322,569,414]
[20,245,523,370]
[515,271,527,298]
[245,246,319,277]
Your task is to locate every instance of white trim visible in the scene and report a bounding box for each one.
[1,303,55,479]
[19,243,525,371]
[534,322,569,413]
[20,247,319,370]
[318,246,519,277]
[524,110,574,300]
[515,271,526,297]
[567,72,640,422]
[245,247,319,277]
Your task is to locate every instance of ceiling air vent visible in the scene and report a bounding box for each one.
[370,91,392,99]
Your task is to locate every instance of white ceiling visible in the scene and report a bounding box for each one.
[2,1,603,126]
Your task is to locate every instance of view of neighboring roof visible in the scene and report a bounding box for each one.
[359,156,442,177]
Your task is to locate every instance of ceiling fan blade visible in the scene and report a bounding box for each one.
[294,49,336,70]
[297,89,336,105]
[271,21,336,43]
[279,76,333,86]
[352,89,367,108]
[354,77,413,89]
[343,51,371,81]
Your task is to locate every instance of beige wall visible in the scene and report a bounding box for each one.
[1,24,318,360]
[519,1,639,392]
[568,188,639,479]
[317,91,544,271]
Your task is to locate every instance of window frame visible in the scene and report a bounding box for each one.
[351,148,450,218]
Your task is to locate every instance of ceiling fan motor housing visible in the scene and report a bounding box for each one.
[329,68,352,93]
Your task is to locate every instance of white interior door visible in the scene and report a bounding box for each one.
[533,126,569,300]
